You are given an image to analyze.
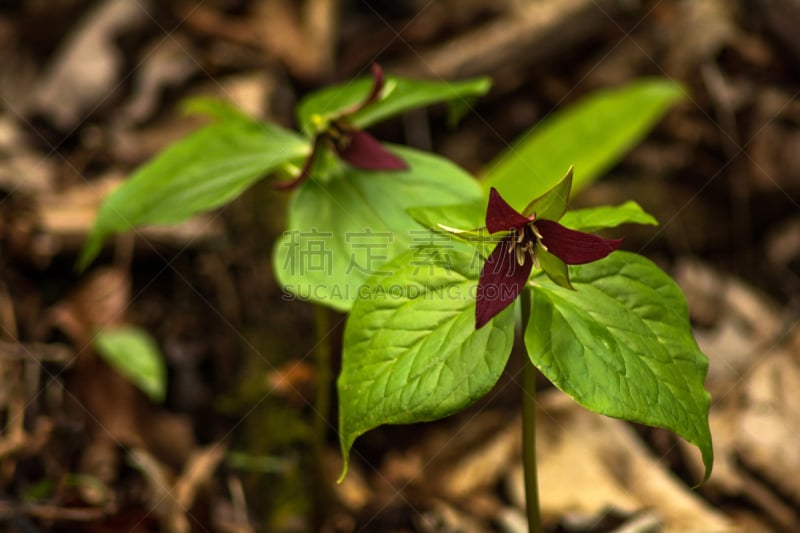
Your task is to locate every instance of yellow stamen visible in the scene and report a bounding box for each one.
[532,224,547,252]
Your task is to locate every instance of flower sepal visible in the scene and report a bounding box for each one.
[536,243,573,290]
[522,165,573,220]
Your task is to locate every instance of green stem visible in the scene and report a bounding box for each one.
[312,304,332,530]
[521,288,543,533]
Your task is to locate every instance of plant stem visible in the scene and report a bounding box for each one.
[520,288,543,533]
[312,304,332,530]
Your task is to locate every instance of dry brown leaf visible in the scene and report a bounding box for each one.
[180,0,338,81]
[0,116,56,195]
[433,416,519,499]
[119,36,199,125]
[663,0,738,76]
[265,360,316,407]
[326,450,371,512]
[173,444,227,515]
[506,391,735,533]
[416,498,487,533]
[675,262,800,529]
[47,266,131,346]
[32,0,151,129]
[32,171,222,260]
[674,258,782,394]
[738,347,800,505]
[394,0,637,79]
[130,443,226,533]
[250,0,339,80]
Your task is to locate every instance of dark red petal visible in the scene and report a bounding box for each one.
[363,63,385,107]
[486,187,532,234]
[476,235,533,328]
[341,63,386,116]
[536,219,623,265]
[336,129,408,171]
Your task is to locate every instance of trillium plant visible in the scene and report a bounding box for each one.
[338,166,712,532]
[274,64,408,191]
[78,63,712,532]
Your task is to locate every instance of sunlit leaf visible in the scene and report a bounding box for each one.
[338,248,515,478]
[273,146,483,311]
[79,116,309,269]
[297,73,491,136]
[559,201,658,232]
[525,252,713,481]
[481,80,684,210]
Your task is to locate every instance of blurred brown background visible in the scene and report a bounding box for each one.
[1,1,800,531]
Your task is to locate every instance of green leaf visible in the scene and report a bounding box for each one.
[481,79,684,210]
[525,252,713,480]
[406,201,496,257]
[273,145,483,311]
[297,74,491,136]
[78,116,309,269]
[180,97,254,122]
[338,248,516,478]
[407,201,485,235]
[560,201,658,232]
[523,166,573,219]
[93,326,167,403]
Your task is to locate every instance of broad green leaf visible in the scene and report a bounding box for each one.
[481,80,684,210]
[297,73,491,136]
[407,201,485,235]
[407,201,497,260]
[523,166,573,219]
[560,201,658,232]
[273,146,483,311]
[93,326,167,403]
[78,117,309,269]
[338,248,516,478]
[525,252,713,480]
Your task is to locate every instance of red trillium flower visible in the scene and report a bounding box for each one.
[275,64,407,190]
[475,187,623,328]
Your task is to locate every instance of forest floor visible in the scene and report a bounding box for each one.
[2,1,800,532]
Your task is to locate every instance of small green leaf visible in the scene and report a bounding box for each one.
[481,79,685,210]
[273,146,483,311]
[93,326,167,403]
[338,248,516,478]
[297,74,491,136]
[180,97,253,122]
[560,201,658,232]
[78,116,309,269]
[523,166,573,220]
[525,252,713,481]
